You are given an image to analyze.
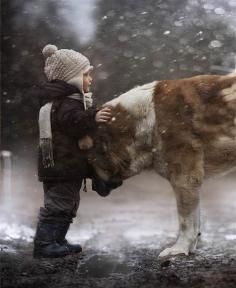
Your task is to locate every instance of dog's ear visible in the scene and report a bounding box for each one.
[78,135,94,150]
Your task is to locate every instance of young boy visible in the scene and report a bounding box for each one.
[34,44,118,258]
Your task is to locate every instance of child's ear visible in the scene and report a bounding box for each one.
[78,135,93,150]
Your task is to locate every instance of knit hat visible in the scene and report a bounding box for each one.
[42,44,93,94]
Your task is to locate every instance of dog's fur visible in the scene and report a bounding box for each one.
[82,73,236,257]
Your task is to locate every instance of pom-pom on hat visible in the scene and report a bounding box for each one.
[42,44,58,58]
[42,44,93,93]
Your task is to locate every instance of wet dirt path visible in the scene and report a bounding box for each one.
[1,171,236,287]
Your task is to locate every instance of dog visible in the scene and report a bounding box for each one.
[80,72,236,257]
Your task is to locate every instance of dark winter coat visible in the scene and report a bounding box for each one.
[37,80,97,182]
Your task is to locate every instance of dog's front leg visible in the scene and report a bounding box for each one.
[159,146,204,258]
[159,184,201,258]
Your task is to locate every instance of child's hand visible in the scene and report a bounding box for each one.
[95,107,112,123]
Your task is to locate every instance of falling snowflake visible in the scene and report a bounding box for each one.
[209,40,223,48]
[214,8,225,15]
[163,30,170,35]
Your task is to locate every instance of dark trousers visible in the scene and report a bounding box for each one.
[38,180,83,224]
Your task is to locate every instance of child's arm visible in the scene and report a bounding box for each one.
[57,98,111,139]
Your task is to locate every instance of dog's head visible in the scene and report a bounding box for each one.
[80,129,132,182]
[79,105,135,182]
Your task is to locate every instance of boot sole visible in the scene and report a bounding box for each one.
[33,250,82,259]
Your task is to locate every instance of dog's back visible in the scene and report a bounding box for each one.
[153,73,236,178]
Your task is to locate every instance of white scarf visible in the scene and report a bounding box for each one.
[39,92,93,168]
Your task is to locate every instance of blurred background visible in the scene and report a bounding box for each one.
[1,0,236,248]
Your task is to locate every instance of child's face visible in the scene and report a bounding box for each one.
[83,71,93,93]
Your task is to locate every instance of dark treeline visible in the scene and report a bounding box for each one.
[1,0,236,152]
[1,0,78,149]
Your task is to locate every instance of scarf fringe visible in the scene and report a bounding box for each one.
[40,138,55,168]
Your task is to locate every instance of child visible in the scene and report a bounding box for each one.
[34,44,119,258]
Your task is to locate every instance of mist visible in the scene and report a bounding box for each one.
[1,1,236,286]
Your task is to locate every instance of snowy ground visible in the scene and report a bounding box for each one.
[1,171,236,287]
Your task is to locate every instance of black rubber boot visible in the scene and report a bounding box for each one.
[33,222,70,259]
[56,223,82,254]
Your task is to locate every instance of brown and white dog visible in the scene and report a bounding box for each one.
[81,72,236,257]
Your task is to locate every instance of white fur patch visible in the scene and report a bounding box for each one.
[222,83,236,102]
[126,146,153,176]
[228,70,236,77]
[105,81,157,118]
[159,204,200,257]
[105,82,158,176]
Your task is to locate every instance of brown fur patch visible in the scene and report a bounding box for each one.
[78,135,93,150]
[153,74,236,181]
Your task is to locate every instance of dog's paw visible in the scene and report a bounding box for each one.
[159,245,189,258]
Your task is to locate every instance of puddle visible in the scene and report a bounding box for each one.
[78,254,133,278]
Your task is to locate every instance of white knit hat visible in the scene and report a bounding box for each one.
[42,44,93,93]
